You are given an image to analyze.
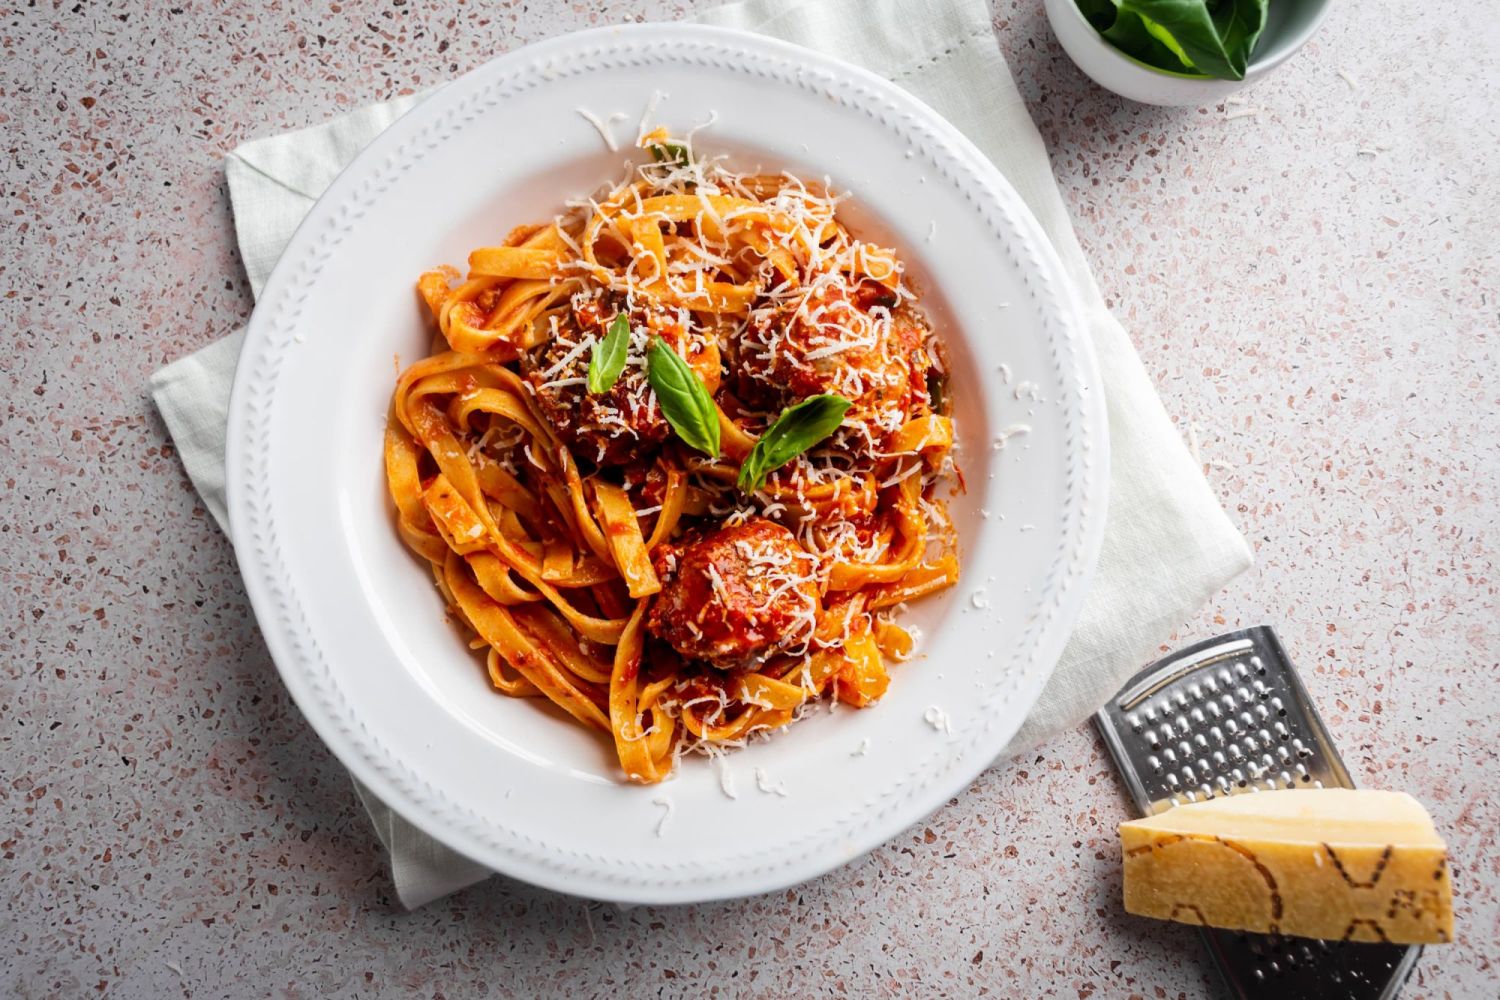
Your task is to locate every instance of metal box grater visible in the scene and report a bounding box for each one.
[1094,626,1422,999]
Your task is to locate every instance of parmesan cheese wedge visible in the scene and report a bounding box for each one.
[1121,789,1453,944]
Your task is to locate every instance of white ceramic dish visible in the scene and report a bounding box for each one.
[226,23,1108,904]
[1044,0,1333,107]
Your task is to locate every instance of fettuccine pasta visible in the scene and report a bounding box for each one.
[386,130,959,784]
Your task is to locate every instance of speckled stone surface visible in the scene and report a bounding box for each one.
[3,1,1496,997]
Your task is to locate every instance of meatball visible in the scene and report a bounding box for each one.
[648,519,821,669]
[733,279,930,445]
[523,294,719,466]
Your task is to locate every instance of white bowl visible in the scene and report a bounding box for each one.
[1044,0,1333,106]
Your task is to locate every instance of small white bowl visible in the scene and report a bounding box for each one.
[1044,0,1333,106]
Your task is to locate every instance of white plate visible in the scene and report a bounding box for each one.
[227,23,1108,904]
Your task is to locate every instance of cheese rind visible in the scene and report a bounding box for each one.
[1120,789,1453,944]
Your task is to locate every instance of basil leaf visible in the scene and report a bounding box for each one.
[737,394,852,494]
[1101,9,1197,72]
[649,141,691,166]
[1075,0,1118,30]
[1087,0,1267,81]
[587,313,630,394]
[925,370,949,417]
[1209,0,1268,78]
[1138,12,1198,67]
[646,337,720,457]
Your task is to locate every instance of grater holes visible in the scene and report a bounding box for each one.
[1263,935,1305,972]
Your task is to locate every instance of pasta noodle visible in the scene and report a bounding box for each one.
[385,129,960,784]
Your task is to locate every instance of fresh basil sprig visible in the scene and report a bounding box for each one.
[1078,0,1268,81]
[648,141,691,166]
[737,394,852,494]
[645,337,720,457]
[925,370,949,416]
[587,313,630,394]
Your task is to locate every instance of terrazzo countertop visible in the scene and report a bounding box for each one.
[4,1,1496,997]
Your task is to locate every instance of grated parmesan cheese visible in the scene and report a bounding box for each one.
[716,756,738,800]
[652,796,674,836]
[754,767,790,797]
[575,107,620,151]
[923,705,953,735]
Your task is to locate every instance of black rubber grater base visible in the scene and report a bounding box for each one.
[1094,626,1421,1000]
